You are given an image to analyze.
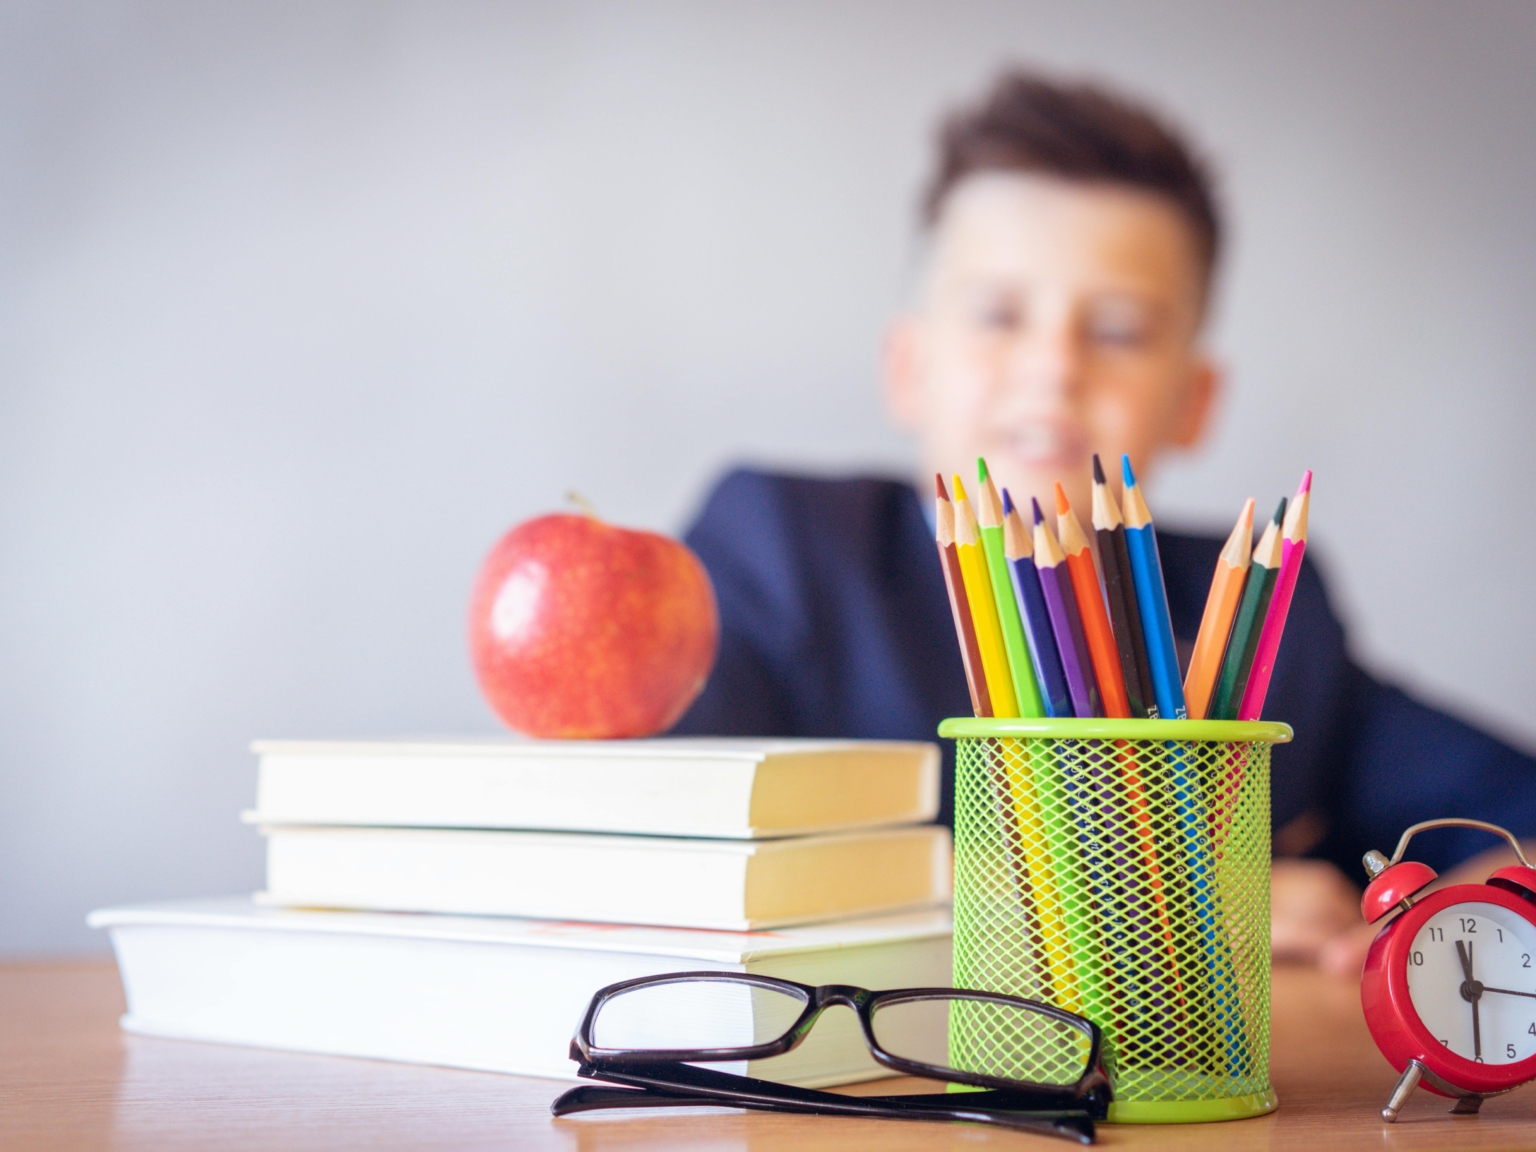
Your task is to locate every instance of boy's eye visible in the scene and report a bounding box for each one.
[1086,298,1155,348]
[969,297,1024,331]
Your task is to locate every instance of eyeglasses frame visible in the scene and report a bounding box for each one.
[568,969,1113,1106]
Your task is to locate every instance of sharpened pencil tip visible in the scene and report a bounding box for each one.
[1298,469,1313,495]
[1272,496,1288,525]
[951,474,968,502]
[1121,454,1138,488]
[1002,488,1015,516]
[934,473,948,500]
[1031,496,1044,525]
[1092,454,1106,485]
[1054,482,1071,515]
[976,457,989,483]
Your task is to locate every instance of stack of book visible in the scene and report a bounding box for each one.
[92,737,954,1086]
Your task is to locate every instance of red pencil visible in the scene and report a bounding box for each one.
[1056,483,1130,718]
[934,474,991,717]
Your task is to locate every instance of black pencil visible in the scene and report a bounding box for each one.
[1091,454,1155,719]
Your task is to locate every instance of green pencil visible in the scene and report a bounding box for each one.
[1209,498,1286,721]
[975,459,1045,718]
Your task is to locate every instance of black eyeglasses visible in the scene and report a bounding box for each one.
[550,971,1113,1143]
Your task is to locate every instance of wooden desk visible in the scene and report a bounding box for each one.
[3,960,1534,1150]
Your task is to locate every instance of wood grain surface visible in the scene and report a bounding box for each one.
[4,958,1536,1150]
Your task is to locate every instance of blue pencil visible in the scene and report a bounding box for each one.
[1121,458,1248,1073]
[1119,456,1188,720]
[1001,490,1073,717]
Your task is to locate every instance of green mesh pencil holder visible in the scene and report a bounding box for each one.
[939,716,1292,1124]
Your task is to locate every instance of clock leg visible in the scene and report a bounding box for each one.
[1449,1094,1484,1115]
[1382,1061,1424,1123]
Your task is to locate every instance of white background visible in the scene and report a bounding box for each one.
[3,1,1534,952]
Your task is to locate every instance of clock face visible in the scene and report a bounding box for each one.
[1406,900,1536,1065]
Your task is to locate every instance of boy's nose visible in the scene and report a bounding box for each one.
[1007,322,1086,399]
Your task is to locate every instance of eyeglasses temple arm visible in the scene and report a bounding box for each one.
[552,1083,714,1117]
[557,1062,1097,1143]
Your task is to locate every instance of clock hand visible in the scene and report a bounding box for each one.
[1471,941,1481,1061]
[1457,940,1482,1060]
[1481,986,1536,999]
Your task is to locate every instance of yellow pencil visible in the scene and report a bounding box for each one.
[953,475,1019,718]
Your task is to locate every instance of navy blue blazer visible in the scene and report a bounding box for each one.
[672,469,1536,876]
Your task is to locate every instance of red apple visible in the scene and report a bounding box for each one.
[468,512,719,739]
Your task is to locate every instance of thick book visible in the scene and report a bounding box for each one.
[258,824,953,930]
[89,897,953,1086]
[245,737,939,839]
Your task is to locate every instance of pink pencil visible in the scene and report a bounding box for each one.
[1237,471,1312,720]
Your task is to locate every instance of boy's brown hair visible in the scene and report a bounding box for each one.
[925,70,1222,290]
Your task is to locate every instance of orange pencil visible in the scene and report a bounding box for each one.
[934,475,991,717]
[1183,498,1256,721]
[1054,483,1130,718]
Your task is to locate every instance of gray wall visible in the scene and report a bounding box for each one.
[4,1,1534,953]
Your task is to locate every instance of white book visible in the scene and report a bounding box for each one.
[258,824,953,931]
[89,897,953,1086]
[246,737,939,839]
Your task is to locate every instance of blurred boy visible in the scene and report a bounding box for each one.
[672,71,1536,968]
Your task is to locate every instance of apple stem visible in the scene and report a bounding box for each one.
[565,491,600,519]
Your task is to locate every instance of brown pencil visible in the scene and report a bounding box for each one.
[1091,455,1156,718]
[935,474,991,717]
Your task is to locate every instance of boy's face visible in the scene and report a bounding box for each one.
[884,172,1219,520]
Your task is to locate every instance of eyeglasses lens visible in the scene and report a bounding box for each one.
[591,978,809,1053]
[869,995,1092,1086]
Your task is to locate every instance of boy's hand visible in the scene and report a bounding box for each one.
[1270,841,1536,977]
[1270,858,1373,974]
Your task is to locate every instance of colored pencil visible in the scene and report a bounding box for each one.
[1238,471,1311,721]
[1079,473,1182,1029]
[1002,491,1073,718]
[1091,455,1156,718]
[940,479,1055,998]
[1031,498,1101,719]
[1119,459,1239,1066]
[976,460,1046,718]
[966,473,1073,1001]
[1183,498,1256,721]
[995,493,1092,1013]
[952,476,1020,718]
[934,475,991,717]
[1055,483,1130,719]
[1120,456,1188,720]
[1209,498,1286,721]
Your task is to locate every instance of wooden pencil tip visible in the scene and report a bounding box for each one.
[934,473,949,500]
[1298,469,1313,495]
[976,456,989,483]
[1271,496,1288,525]
[1031,496,1044,525]
[1053,482,1070,515]
[1121,454,1137,488]
[1092,454,1106,485]
[951,474,969,502]
[1001,487,1015,515]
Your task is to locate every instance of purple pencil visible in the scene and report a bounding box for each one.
[1031,497,1102,719]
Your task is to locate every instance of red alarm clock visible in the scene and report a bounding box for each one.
[1359,818,1536,1122]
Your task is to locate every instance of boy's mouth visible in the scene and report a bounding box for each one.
[1001,423,1085,469]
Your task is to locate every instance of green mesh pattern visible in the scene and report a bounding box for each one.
[951,732,1271,1106]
